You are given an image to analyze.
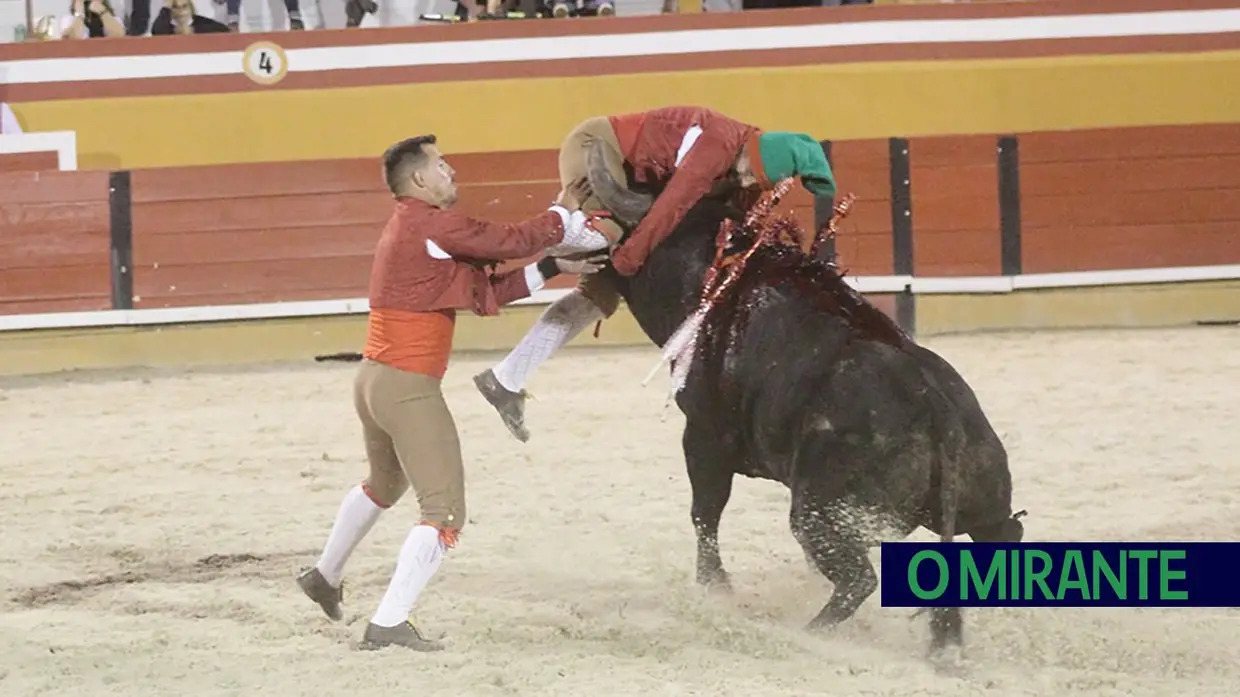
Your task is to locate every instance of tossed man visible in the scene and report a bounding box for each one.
[296,134,608,651]
[473,105,838,441]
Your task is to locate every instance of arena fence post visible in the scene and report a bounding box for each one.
[896,286,916,339]
[813,139,837,264]
[997,135,1023,276]
[888,137,916,337]
[108,170,135,311]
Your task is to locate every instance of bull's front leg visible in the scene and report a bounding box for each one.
[683,420,734,590]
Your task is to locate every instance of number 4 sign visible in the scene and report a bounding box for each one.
[242,41,290,86]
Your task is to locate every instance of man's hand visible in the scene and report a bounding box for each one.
[554,177,592,211]
[555,253,608,275]
[72,0,86,13]
[610,246,639,277]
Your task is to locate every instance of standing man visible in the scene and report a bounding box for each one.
[296,134,609,652]
[473,106,837,442]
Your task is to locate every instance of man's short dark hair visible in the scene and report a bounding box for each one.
[382,135,437,195]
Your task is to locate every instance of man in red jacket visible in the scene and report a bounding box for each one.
[473,106,837,442]
[295,134,608,652]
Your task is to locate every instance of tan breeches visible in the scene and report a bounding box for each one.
[353,359,466,532]
[558,116,628,318]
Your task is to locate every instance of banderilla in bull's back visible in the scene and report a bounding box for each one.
[645,183,902,401]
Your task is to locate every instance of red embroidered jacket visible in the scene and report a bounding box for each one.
[369,197,565,317]
[607,106,759,276]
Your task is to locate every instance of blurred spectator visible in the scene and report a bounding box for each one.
[125,0,155,33]
[150,0,230,33]
[745,0,870,7]
[217,0,304,31]
[419,0,612,21]
[23,15,61,40]
[550,0,613,16]
[666,0,873,16]
[345,0,377,27]
[59,0,126,38]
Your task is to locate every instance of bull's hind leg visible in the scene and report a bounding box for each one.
[790,494,878,631]
[921,445,968,672]
[683,420,734,590]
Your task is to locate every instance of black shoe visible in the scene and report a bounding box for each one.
[472,369,529,442]
[359,621,445,652]
[295,566,343,621]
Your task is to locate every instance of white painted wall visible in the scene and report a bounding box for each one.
[0,0,670,43]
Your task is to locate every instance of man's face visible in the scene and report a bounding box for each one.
[734,148,760,190]
[412,144,458,208]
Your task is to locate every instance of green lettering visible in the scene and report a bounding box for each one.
[1010,545,1020,600]
[1056,550,1091,600]
[1023,550,1054,600]
[1092,550,1126,600]
[1129,550,1158,600]
[908,550,949,600]
[962,549,1005,600]
[1159,550,1188,600]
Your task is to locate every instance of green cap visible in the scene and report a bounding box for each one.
[755,131,837,197]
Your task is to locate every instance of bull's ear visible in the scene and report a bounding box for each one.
[586,139,653,227]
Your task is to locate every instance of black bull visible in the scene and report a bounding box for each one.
[583,142,1025,663]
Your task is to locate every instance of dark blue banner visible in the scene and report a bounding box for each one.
[879,542,1240,607]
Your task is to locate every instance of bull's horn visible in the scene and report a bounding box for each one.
[586,138,653,227]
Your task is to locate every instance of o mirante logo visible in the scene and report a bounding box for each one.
[879,542,1235,608]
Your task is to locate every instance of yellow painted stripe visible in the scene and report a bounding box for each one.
[12,49,1240,170]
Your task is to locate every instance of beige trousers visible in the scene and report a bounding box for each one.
[558,116,629,318]
[353,359,466,533]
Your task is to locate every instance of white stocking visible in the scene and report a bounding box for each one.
[370,525,445,628]
[493,290,603,393]
[315,484,384,587]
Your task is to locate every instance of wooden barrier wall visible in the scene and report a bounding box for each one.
[3,122,1240,318]
[0,152,59,173]
[0,170,112,315]
[1018,125,1240,273]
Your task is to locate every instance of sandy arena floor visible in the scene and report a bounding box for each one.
[2,327,1239,697]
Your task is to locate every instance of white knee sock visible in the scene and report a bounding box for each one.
[493,291,603,392]
[371,525,445,628]
[314,484,385,587]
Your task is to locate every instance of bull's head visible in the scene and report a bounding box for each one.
[586,139,654,228]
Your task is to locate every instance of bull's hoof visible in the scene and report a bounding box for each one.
[928,644,967,677]
[805,612,842,633]
[696,568,732,593]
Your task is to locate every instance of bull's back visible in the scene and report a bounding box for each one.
[690,287,942,478]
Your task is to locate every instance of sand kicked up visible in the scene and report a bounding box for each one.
[1,327,1238,697]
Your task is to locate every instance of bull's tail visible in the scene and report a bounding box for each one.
[935,412,963,544]
[927,408,966,661]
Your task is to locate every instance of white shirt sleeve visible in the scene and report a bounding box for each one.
[544,210,611,257]
[524,263,547,294]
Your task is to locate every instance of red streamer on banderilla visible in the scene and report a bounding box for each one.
[641,178,799,401]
